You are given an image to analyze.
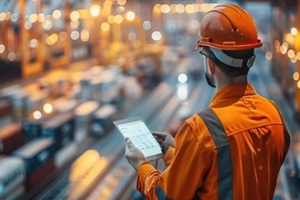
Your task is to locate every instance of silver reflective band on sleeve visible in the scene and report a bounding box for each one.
[210,48,244,68]
[198,108,233,200]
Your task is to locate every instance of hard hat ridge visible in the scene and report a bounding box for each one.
[194,3,263,51]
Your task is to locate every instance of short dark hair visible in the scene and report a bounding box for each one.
[202,47,255,77]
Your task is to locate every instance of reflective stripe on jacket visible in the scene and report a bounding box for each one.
[136,83,290,200]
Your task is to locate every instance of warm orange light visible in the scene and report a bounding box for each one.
[161,4,171,14]
[285,33,294,45]
[101,22,110,31]
[81,30,90,42]
[293,72,299,81]
[70,11,80,21]
[176,4,185,13]
[52,10,62,19]
[0,13,6,21]
[185,4,196,14]
[297,80,300,89]
[114,15,123,24]
[71,21,79,29]
[154,4,161,13]
[107,15,115,24]
[280,43,288,54]
[288,49,295,58]
[117,0,127,6]
[291,56,298,63]
[29,14,38,23]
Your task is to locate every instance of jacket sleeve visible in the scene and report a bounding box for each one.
[163,146,175,166]
[136,121,213,199]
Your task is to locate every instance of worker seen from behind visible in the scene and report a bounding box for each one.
[124,3,291,200]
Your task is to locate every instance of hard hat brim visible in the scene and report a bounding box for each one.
[193,39,263,51]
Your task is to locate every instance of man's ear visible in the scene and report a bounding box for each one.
[207,58,215,75]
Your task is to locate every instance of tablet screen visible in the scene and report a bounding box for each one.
[114,118,163,161]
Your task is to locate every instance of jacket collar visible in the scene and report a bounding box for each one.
[209,83,257,107]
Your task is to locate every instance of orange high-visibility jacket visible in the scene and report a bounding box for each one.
[137,83,290,200]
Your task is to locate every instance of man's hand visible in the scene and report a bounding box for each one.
[125,137,147,170]
[153,132,175,153]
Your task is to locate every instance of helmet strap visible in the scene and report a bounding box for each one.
[209,48,255,68]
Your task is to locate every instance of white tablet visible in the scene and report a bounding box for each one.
[114,117,163,161]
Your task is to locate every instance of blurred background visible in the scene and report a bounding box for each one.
[0,0,299,200]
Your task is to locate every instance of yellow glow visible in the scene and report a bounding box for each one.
[78,9,89,19]
[52,10,61,19]
[107,15,115,24]
[200,4,212,12]
[170,4,176,13]
[297,52,300,60]
[69,150,100,182]
[38,13,45,22]
[291,27,298,36]
[117,0,127,6]
[291,56,298,63]
[29,14,38,23]
[90,5,100,17]
[176,4,185,13]
[293,72,299,81]
[288,49,295,58]
[297,80,300,89]
[161,4,171,14]
[50,34,58,44]
[280,43,288,54]
[71,21,79,29]
[0,13,6,21]
[101,22,110,31]
[33,111,42,120]
[265,51,272,61]
[126,11,135,21]
[185,4,196,14]
[154,4,161,13]
[285,33,294,45]
[43,103,53,114]
[70,11,80,21]
[114,15,123,24]
[81,30,90,42]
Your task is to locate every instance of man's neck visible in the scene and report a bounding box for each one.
[216,75,248,91]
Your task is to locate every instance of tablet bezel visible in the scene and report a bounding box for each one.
[113,117,163,161]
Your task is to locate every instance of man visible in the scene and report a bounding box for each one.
[125,3,290,200]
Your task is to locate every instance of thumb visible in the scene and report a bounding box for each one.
[125,137,136,149]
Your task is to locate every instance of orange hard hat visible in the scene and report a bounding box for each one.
[194,3,262,51]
